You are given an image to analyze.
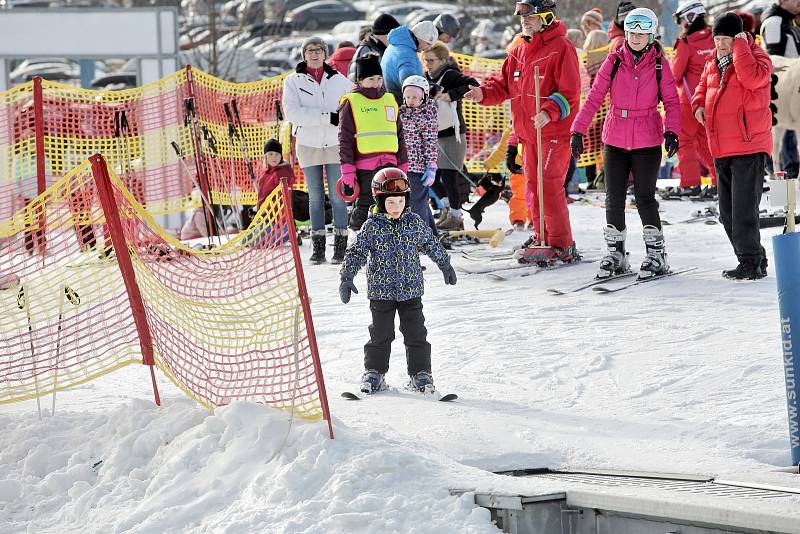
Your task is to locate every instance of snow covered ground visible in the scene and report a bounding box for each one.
[2,191,799,533]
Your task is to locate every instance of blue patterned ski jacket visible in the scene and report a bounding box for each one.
[341,209,451,301]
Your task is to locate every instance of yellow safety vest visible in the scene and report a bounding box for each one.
[341,92,399,154]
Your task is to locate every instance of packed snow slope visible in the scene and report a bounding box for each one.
[2,195,799,533]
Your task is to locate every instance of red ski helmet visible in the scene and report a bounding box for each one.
[371,167,410,213]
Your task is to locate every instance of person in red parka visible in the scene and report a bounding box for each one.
[692,12,772,280]
[465,0,581,263]
[670,1,717,194]
[256,138,295,209]
[608,1,637,53]
[328,42,357,76]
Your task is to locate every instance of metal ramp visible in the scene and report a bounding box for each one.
[465,469,800,534]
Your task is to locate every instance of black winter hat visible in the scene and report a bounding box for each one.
[372,13,400,36]
[616,1,637,26]
[713,12,743,38]
[355,53,383,81]
[264,138,282,155]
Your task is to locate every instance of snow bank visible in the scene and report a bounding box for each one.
[0,400,498,533]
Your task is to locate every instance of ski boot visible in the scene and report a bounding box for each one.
[638,225,669,280]
[408,371,435,394]
[597,225,630,279]
[551,242,580,263]
[437,210,464,231]
[360,370,387,394]
[310,232,326,264]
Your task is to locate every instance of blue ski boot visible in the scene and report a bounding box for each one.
[408,371,435,394]
[360,370,387,394]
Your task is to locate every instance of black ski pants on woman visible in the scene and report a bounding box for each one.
[714,153,767,262]
[603,144,663,230]
[364,298,431,376]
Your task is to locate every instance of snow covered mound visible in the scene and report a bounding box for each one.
[0,400,498,533]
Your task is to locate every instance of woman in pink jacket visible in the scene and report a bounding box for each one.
[570,8,681,280]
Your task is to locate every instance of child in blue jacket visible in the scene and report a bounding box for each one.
[339,168,457,394]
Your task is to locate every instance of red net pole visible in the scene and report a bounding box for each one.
[89,154,161,406]
[281,178,334,439]
[33,76,47,256]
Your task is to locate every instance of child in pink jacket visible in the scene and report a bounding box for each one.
[570,8,680,281]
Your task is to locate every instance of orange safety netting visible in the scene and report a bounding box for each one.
[0,156,331,435]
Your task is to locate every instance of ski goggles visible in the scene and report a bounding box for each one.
[373,177,410,194]
[625,14,655,32]
[515,3,550,17]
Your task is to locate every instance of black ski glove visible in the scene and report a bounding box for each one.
[664,131,679,158]
[339,275,358,303]
[329,111,339,127]
[442,264,457,285]
[505,145,523,174]
[570,132,584,159]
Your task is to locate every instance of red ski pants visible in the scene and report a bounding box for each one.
[520,136,574,248]
[678,100,716,187]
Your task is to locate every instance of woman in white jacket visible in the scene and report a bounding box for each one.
[282,36,353,264]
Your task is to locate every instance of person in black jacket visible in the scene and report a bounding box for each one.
[423,41,478,231]
[348,13,400,81]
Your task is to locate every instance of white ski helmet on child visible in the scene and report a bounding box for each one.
[402,75,430,97]
[624,7,658,41]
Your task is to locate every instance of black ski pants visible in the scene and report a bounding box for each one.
[349,165,391,231]
[603,144,663,230]
[714,152,767,262]
[364,298,431,376]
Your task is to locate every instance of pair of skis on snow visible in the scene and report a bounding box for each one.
[341,388,458,402]
[546,266,698,294]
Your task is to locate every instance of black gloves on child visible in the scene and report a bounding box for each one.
[442,265,458,286]
[339,275,358,304]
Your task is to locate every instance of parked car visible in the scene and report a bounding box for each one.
[330,19,371,45]
[284,0,365,31]
[10,58,80,84]
[366,2,446,23]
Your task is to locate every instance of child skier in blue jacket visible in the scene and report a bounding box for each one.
[339,167,457,394]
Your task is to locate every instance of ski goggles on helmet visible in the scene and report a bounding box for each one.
[373,177,410,194]
[514,2,552,17]
[625,14,655,32]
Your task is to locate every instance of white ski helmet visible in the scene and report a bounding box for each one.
[624,7,658,41]
[402,75,430,98]
[674,0,706,24]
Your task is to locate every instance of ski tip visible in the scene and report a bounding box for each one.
[439,393,458,402]
[341,391,362,400]
[546,288,565,295]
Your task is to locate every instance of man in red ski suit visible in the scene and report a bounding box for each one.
[671,1,717,191]
[465,0,580,255]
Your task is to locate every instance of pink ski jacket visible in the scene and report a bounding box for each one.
[571,43,681,151]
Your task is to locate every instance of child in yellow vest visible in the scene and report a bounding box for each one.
[337,53,408,231]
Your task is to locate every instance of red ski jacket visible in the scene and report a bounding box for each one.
[670,28,715,103]
[691,34,773,159]
[257,161,295,208]
[478,21,581,143]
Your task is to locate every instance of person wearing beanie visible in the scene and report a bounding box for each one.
[381,21,436,105]
[608,1,637,52]
[670,0,717,196]
[256,139,295,213]
[282,35,353,265]
[465,0,582,265]
[581,8,604,35]
[348,13,400,81]
[338,168,456,396]
[692,12,773,280]
[337,53,408,232]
